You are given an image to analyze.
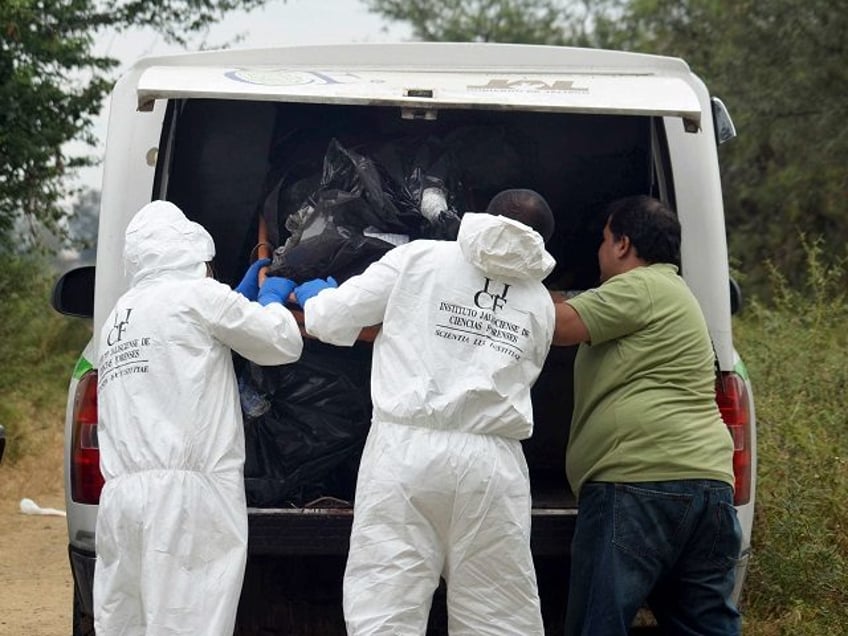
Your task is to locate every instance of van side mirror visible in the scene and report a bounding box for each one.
[711,97,737,145]
[730,277,743,315]
[52,266,95,318]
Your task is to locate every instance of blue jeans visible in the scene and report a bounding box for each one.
[565,480,742,636]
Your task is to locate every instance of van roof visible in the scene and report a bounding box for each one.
[128,42,693,74]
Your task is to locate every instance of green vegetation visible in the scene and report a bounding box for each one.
[0,254,90,462]
[734,240,848,634]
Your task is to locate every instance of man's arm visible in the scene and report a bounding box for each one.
[552,300,590,346]
[208,282,304,365]
[302,254,401,346]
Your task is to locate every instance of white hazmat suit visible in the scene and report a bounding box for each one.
[93,201,303,635]
[304,212,556,635]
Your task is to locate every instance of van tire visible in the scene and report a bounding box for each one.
[73,587,95,636]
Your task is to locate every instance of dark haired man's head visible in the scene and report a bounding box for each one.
[605,196,681,267]
[486,189,555,243]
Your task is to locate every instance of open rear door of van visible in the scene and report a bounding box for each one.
[136,65,702,130]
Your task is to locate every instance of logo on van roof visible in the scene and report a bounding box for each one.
[468,79,588,93]
[226,69,379,87]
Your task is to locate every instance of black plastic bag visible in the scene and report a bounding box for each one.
[266,139,412,282]
[372,136,462,241]
[266,138,461,282]
[240,341,373,507]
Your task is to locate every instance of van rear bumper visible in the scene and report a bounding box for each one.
[69,508,578,626]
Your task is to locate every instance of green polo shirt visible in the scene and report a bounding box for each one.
[565,263,734,497]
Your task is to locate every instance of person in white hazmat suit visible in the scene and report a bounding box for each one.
[293,189,557,635]
[93,200,304,635]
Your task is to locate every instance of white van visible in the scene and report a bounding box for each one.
[52,42,756,635]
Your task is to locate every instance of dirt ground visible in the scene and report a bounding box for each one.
[0,428,73,636]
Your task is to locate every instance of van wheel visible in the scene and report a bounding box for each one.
[73,587,95,636]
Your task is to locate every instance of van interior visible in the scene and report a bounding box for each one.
[155,98,671,512]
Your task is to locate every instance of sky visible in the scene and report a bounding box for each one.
[74,0,411,190]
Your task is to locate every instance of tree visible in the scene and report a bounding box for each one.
[0,0,277,250]
[606,0,848,292]
[364,0,618,46]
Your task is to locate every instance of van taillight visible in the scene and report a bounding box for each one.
[71,370,104,504]
[715,372,752,506]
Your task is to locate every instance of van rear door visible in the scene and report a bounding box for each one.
[136,65,702,129]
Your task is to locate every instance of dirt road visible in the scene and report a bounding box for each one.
[0,430,72,636]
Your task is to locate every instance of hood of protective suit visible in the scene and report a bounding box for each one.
[458,212,555,281]
[123,200,215,285]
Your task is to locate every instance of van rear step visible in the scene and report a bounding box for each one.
[247,507,577,556]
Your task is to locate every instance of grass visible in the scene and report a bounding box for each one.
[735,239,848,634]
[1,244,846,632]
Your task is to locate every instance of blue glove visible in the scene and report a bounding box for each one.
[294,277,338,307]
[234,258,270,301]
[257,277,297,306]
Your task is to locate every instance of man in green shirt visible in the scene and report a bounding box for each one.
[552,196,741,635]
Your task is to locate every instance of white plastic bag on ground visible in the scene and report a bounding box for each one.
[19,497,66,517]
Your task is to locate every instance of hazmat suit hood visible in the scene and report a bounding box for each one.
[458,212,555,281]
[123,200,215,286]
